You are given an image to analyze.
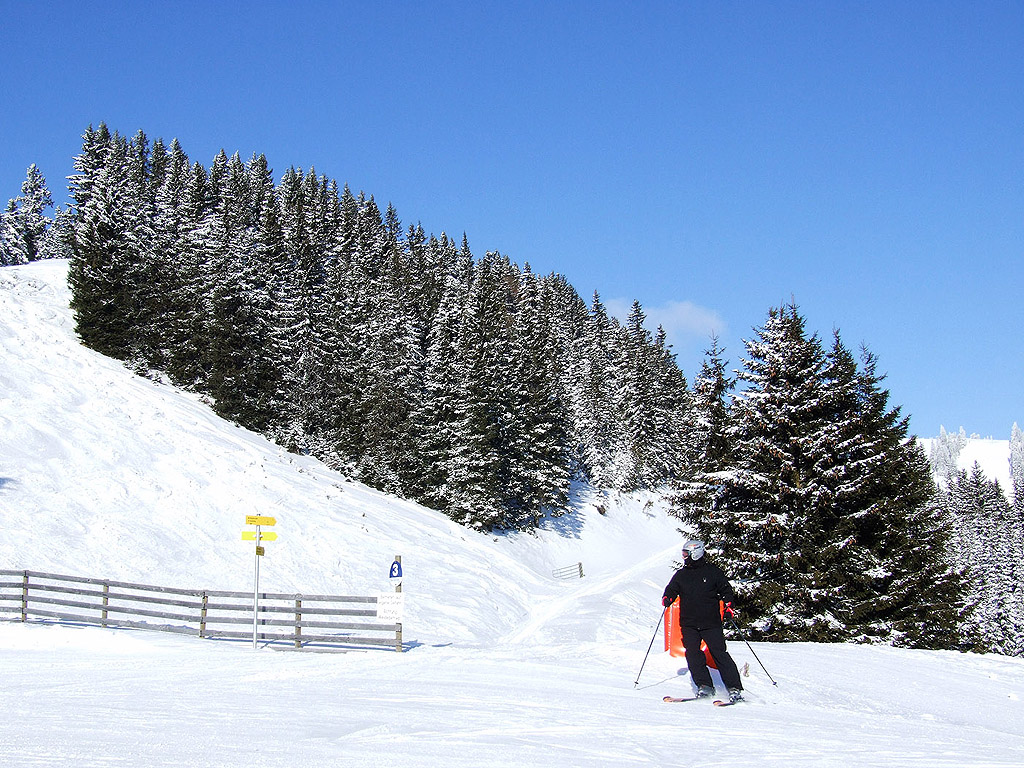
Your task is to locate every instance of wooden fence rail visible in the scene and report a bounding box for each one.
[0,569,402,652]
[552,562,584,580]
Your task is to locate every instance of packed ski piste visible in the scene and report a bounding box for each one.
[2,260,1024,766]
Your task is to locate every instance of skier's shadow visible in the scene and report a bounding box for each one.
[636,666,730,692]
[635,667,691,691]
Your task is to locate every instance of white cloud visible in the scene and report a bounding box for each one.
[606,298,727,352]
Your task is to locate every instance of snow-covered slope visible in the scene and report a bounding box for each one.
[919,434,1013,495]
[2,260,1024,767]
[0,260,680,647]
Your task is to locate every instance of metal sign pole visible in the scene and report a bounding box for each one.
[242,515,276,651]
[252,524,260,650]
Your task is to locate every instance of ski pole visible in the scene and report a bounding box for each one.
[634,608,666,688]
[727,613,778,686]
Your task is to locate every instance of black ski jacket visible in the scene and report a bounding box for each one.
[662,558,736,629]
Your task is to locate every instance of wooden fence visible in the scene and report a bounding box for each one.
[0,569,402,652]
[552,562,584,579]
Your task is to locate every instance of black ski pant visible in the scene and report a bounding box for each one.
[681,623,742,691]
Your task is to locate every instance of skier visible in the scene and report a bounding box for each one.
[662,540,744,703]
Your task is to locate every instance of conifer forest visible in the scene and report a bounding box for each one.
[3,124,1023,653]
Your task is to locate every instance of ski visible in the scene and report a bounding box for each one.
[662,695,700,703]
[713,699,740,707]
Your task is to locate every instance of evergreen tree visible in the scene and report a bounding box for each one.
[689,304,965,647]
[828,343,965,648]
[929,425,968,483]
[246,153,297,437]
[67,127,141,359]
[669,335,734,529]
[204,152,273,428]
[408,236,474,511]
[708,303,834,639]
[503,267,571,526]
[571,291,627,487]
[2,164,54,265]
[1011,423,1024,514]
[947,463,1023,655]
[350,201,422,493]
[645,325,690,483]
[445,252,519,529]
[143,138,192,372]
[164,160,215,387]
[38,206,75,261]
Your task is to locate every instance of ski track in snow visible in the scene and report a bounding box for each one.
[1,260,1024,767]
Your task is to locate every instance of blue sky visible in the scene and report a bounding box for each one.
[3,1,1021,439]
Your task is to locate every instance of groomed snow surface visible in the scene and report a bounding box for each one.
[2,260,1023,767]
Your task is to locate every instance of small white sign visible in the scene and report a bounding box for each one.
[376,592,405,623]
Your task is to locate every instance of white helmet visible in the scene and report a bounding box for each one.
[682,540,705,561]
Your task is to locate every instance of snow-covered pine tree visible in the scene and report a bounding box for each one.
[349,201,422,494]
[1012,424,1024,653]
[572,291,626,488]
[445,252,519,529]
[947,463,1023,655]
[204,152,277,430]
[249,153,302,444]
[709,302,836,640]
[612,301,688,490]
[120,129,165,368]
[68,126,145,360]
[37,206,75,261]
[1,164,53,265]
[824,342,964,648]
[163,159,215,388]
[646,325,690,483]
[615,301,657,489]
[929,425,968,484]
[0,207,10,266]
[135,138,189,371]
[503,266,571,527]
[1011,423,1024,514]
[407,237,474,511]
[668,335,734,530]
[697,304,964,647]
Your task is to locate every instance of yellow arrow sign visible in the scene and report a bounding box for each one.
[245,515,276,527]
[242,531,278,541]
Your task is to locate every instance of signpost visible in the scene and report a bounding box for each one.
[387,555,403,651]
[241,531,278,541]
[243,515,278,649]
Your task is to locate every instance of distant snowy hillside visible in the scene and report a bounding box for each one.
[919,434,1013,497]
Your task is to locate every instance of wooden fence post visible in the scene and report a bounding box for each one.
[101,582,110,627]
[21,571,28,622]
[199,591,208,638]
[295,597,302,648]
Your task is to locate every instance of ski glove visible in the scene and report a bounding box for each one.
[662,596,673,608]
[724,602,737,618]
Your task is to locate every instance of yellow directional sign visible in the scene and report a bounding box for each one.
[245,515,276,526]
[242,531,278,541]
